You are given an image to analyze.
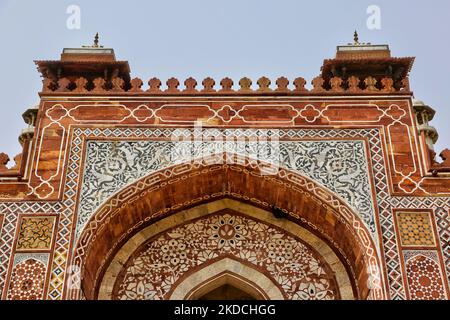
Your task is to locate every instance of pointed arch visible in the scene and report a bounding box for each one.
[99,201,353,300]
[71,155,385,300]
[171,258,281,300]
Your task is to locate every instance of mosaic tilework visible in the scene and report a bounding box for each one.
[40,127,450,300]
[0,202,61,299]
[404,251,447,300]
[6,254,48,300]
[396,212,436,247]
[16,216,56,251]
[51,128,381,300]
[0,211,17,298]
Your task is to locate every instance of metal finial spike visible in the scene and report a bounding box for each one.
[94,33,99,47]
[354,30,360,45]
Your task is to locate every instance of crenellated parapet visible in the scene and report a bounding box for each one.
[0,105,37,180]
[37,74,411,95]
[0,152,25,178]
[432,149,450,172]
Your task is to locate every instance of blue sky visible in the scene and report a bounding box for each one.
[0,0,449,159]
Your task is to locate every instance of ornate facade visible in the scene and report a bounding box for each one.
[0,36,449,300]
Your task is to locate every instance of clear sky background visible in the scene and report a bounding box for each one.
[0,0,449,160]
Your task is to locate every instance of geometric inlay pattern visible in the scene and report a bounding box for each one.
[0,202,59,299]
[0,105,449,304]
[396,212,436,247]
[6,257,47,300]
[114,213,339,300]
[404,251,447,300]
[16,216,56,251]
[40,126,450,301]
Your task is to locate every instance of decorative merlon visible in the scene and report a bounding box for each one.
[431,149,450,175]
[38,75,411,95]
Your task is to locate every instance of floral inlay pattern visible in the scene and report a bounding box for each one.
[79,138,374,237]
[114,213,339,300]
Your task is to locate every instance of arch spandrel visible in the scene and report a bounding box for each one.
[75,137,377,239]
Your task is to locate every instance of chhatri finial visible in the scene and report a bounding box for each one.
[82,33,104,48]
[93,32,99,47]
[354,30,360,45]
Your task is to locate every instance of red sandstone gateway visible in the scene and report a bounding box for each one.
[0,34,449,301]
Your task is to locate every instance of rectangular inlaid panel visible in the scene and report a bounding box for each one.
[403,251,448,300]
[396,211,436,247]
[16,216,56,251]
[7,253,49,300]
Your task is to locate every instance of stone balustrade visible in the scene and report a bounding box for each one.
[41,75,411,95]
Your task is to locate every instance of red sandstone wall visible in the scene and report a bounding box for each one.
[0,81,449,300]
